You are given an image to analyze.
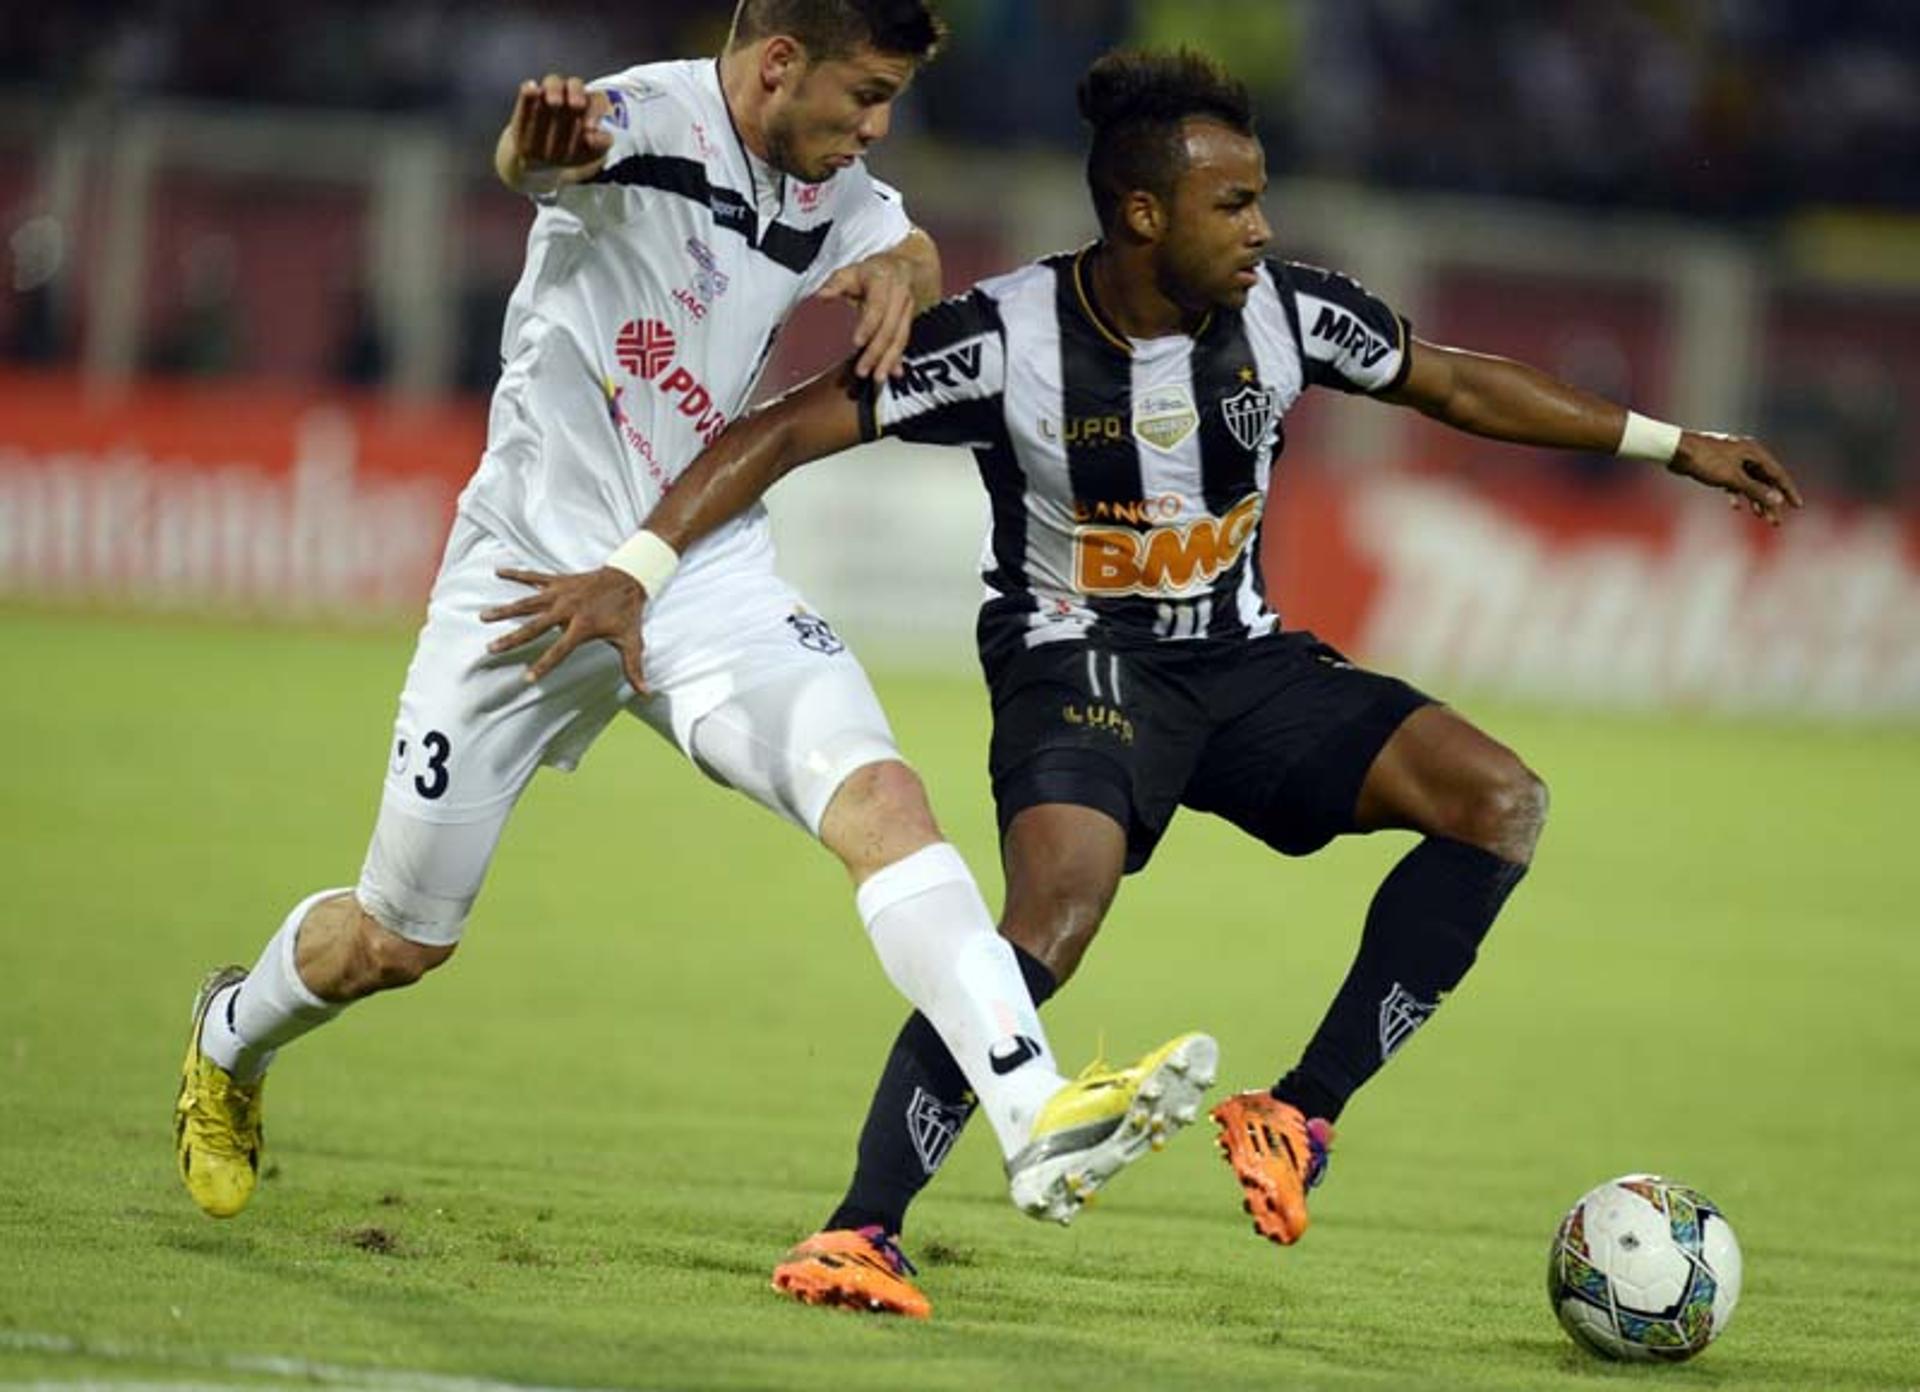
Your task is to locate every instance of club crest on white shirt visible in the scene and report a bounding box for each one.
[674,237,730,321]
[786,609,844,655]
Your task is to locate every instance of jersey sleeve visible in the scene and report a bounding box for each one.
[583,69,664,169]
[858,289,1007,449]
[822,163,915,273]
[1276,261,1413,395]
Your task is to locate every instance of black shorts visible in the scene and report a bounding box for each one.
[982,629,1434,874]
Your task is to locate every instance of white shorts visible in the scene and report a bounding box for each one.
[356,515,901,945]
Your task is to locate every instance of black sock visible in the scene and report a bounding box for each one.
[826,943,1059,1238]
[1273,838,1526,1123]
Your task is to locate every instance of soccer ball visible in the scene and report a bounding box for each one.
[1546,1174,1742,1361]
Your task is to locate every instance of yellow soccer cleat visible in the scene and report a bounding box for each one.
[173,966,264,1218]
[771,1227,932,1319]
[1006,1031,1218,1223]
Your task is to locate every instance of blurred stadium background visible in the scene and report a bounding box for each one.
[5,9,1919,1388]
[3,0,1918,714]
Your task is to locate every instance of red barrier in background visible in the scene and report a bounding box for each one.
[0,370,481,613]
[1266,466,1920,718]
[3,369,1917,716]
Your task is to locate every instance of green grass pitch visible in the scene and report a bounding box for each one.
[2,607,1917,1391]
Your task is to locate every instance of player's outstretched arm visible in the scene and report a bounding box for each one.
[648,365,868,553]
[494,74,614,194]
[1381,338,1804,525]
[481,366,867,686]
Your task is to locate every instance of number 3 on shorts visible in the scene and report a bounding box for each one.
[406,729,452,801]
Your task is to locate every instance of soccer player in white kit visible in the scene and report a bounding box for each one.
[173,2,1216,1273]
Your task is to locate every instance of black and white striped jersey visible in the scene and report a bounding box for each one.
[858,246,1410,650]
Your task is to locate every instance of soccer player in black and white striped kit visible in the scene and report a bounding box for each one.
[492,48,1802,1318]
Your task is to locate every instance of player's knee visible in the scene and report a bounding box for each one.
[821,759,943,877]
[850,759,936,826]
[1457,759,1549,863]
[1003,867,1114,987]
[350,909,456,994]
[1003,902,1104,988]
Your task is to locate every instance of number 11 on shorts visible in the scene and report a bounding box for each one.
[1154,598,1212,640]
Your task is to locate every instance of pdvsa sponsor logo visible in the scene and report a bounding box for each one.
[612,318,728,445]
[616,319,676,378]
[1074,492,1262,596]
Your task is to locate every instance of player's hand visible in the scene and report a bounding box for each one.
[507,75,613,181]
[481,567,650,692]
[815,252,918,380]
[1670,431,1805,526]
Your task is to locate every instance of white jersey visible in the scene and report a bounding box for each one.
[459,57,913,577]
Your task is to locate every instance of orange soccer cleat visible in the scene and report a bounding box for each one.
[771,1226,932,1319]
[1210,1090,1335,1246]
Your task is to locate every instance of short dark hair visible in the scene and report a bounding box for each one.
[1078,49,1256,231]
[731,0,946,62]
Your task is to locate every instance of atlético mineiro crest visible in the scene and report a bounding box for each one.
[906,1086,973,1175]
[1221,382,1280,451]
[786,609,844,655]
[1377,981,1440,1062]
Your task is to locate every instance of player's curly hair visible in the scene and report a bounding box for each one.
[730,0,946,62]
[1079,48,1256,232]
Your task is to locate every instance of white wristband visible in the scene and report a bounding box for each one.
[1617,411,1683,464]
[604,530,680,597]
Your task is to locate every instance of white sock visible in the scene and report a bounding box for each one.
[199,888,349,1085]
[856,843,1064,1157]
